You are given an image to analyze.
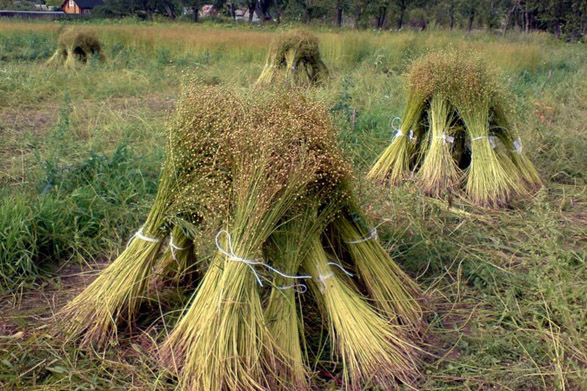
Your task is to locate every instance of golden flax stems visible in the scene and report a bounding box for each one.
[304,238,419,390]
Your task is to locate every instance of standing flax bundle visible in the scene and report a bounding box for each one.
[491,97,542,189]
[449,64,523,206]
[332,209,424,332]
[255,30,329,87]
[415,95,463,198]
[60,84,425,390]
[58,167,173,346]
[263,215,315,391]
[303,237,419,389]
[367,54,437,184]
[46,28,104,68]
[59,85,236,346]
[160,90,347,391]
[368,50,542,207]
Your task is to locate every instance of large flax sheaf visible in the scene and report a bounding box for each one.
[255,30,329,87]
[59,84,425,391]
[46,28,104,68]
[368,50,542,207]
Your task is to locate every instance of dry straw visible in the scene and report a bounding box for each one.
[60,84,424,391]
[334,211,424,332]
[368,50,542,207]
[416,94,463,197]
[58,85,235,345]
[303,237,419,389]
[46,28,104,68]
[255,30,329,87]
[263,218,314,391]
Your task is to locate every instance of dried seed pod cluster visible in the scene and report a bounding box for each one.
[60,84,425,391]
[255,30,329,87]
[368,50,542,207]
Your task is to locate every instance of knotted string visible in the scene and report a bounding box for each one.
[434,133,455,145]
[274,284,308,294]
[390,117,416,141]
[345,227,379,244]
[390,116,402,136]
[471,135,496,149]
[408,128,416,141]
[215,230,311,289]
[512,137,523,154]
[317,262,354,292]
[169,233,189,263]
[127,226,160,247]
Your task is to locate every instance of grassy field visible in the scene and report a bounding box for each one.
[0,19,585,391]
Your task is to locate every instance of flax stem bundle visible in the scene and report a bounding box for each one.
[60,84,425,390]
[46,28,104,68]
[335,214,424,332]
[368,50,542,207]
[303,237,419,390]
[256,30,328,87]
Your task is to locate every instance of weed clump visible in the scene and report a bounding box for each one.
[368,50,542,207]
[255,30,329,87]
[60,84,424,391]
[46,28,104,68]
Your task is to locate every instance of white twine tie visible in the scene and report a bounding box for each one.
[328,262,354,277]
[275,283,308,294]
[434,133,455,145]
[390,116,402,132]
[215,230,311,288]
[169,233,189,262]
[390,117,404,140]
[472,135,496,149]
[127,226,160,247]
[345,227,378,244]
[389,117,416,142]
[317,262,354,292]
[512,138,523,154]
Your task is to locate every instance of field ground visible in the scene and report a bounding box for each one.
[0,20,585,391]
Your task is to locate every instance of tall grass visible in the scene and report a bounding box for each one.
[0,144,159,293]
[0,20,555,72]
[0,19,585,391]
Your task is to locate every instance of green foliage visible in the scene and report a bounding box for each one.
[0,21,585,391]
[0,31,56,62]
[0,144,159,293]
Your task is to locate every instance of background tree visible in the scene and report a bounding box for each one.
[335,0,350,26]
[60,0,587,38]
[446,0,457,28]
[350,0,373,28]
[187,0,203,22]
[292,0,326,23]
[460,0,482,31]
[393,0,408,29]
[372,0,393,29]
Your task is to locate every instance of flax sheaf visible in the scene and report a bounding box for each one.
[368,50,542,207]
[46,27,104,68]
[60,84,425,391]
[256,30,329,87]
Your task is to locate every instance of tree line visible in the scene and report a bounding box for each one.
[58,0,587,38]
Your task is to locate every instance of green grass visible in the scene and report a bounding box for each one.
[0,20,585,391]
